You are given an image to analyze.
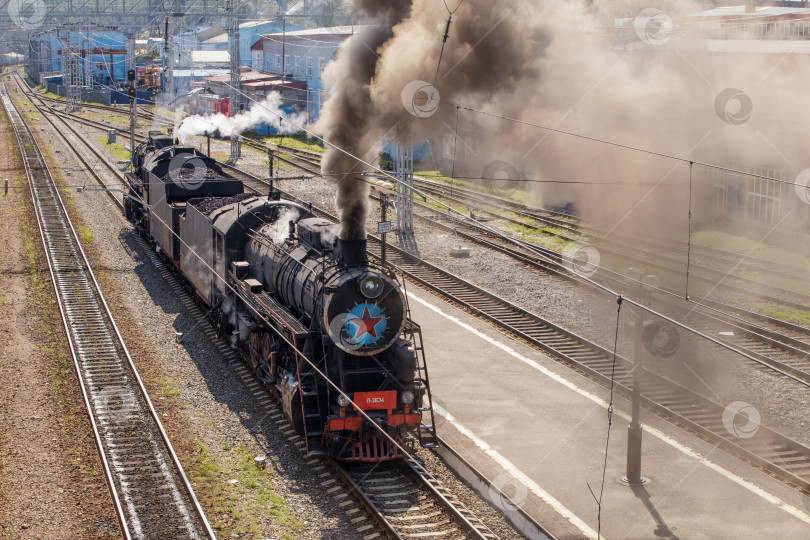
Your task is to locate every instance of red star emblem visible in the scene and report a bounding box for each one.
[348,306,384,339]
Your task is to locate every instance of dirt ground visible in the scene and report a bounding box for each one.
[0,90,118,538]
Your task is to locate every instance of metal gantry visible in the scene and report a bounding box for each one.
[395,141,415,237]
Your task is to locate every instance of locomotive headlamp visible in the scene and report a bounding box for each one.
[337,394,351,407]
[359,275,384,299]
[401,391,415,404]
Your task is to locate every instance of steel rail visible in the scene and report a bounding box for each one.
[22,70,810,504]
[2,79,216,539]
[328,457,500,540]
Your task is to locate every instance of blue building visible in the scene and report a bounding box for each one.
[172,20,300,69]
[251,26,356,122]
[28,23,130,86]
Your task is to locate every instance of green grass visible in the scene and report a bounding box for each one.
[690,230,810,270]
[244,131,324,154]
[759,304,810,327]
[78,225,93,244]
[95,135,131,162]
[506,222,570,250]
[415,169,535,205]
[155,106,183,120]
[189,441,303,539]
[150,373,180,397]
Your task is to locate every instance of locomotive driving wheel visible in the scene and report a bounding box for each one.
[248,331,261,371]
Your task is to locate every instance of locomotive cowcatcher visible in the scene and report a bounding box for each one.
[124,133,438,461]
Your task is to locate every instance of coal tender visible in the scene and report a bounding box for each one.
[125,134,437,461]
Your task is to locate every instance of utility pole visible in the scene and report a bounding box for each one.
[228,0,242,162]
[622,269,659,486]
[281,15,286,79]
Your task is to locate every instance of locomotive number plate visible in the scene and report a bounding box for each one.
[354,390,397,410]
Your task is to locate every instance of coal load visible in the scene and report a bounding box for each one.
[160,168,225,184]
[192,193,255,215]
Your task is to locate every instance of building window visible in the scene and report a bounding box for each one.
[306,57,312,77]
[291,55,297,75]
[747,169,784,225]
[95,63,107,71]
[320,58,326,74]
[285,55,291,74]
[710,169,729,214]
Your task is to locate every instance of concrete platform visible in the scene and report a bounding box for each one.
[406,289,810,540]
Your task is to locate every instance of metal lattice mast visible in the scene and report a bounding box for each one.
[228,0,241,162]
[164,16,173,96]
[82,25,92,90]
[63,36,81,112]
[396,141,415,236]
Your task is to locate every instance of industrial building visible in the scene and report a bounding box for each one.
[172,20,299,69]
[27,23,131,86]
[251,25,356,122]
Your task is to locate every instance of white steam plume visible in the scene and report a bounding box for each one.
[177,92,307,142]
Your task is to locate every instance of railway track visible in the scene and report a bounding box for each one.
[34,91,171,125]
[419,192,810,348]
[404,206,810,386]
[11,75,522,540]
[241,134,322,174]
[414,177,810,313]
[415,176,810,281]
[333,458,501,540]
[1,83,214,539]
[266,180,810,495]
[19,69,810,511]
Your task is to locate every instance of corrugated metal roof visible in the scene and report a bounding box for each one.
[201,34,228,44]
[262,25,361,37]
[199,21,287,43]
[190,50,230,63]
[173,69,230,77]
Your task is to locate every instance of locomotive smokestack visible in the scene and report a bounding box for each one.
[315,0,412,241]
[337,238,368,266]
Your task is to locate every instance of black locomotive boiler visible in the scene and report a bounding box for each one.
[125,134,437,461]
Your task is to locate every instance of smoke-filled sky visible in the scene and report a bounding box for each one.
[315,0,810,239]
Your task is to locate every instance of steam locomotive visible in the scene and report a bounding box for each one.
[124,133,437,461]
